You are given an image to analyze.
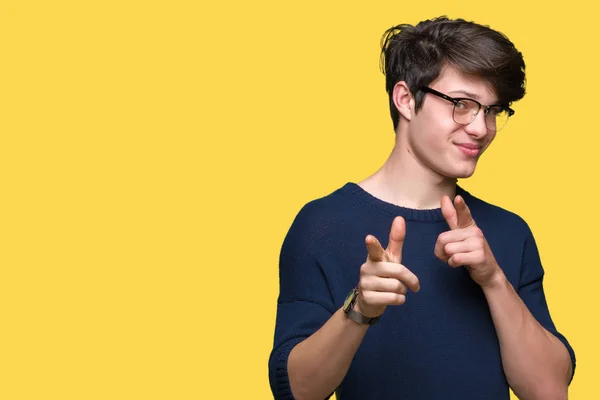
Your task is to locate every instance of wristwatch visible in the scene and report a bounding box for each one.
[343,288,381,325]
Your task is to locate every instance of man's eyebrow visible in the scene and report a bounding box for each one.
[448,90,481,100]
[448,90,500,104]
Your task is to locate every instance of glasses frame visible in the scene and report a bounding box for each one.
[419,86,515,132]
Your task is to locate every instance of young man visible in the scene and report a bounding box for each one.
[269,17,575,400]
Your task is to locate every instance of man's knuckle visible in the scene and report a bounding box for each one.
[396,281,406,293]
[360,262,370,275]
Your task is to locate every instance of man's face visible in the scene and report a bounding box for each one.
[405,66,499,179]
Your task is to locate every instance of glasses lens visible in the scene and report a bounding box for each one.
[452,100,480,125]
[485,106,510,132]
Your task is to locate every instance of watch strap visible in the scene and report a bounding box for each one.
[343,288,381,325]
[345,307,381,325]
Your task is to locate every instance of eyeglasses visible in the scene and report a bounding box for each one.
[419,87,515,132]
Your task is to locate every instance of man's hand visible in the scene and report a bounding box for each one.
[434,195,502,288]
[356,216,420,317]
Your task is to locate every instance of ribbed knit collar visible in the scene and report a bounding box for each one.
[340,182,471,222]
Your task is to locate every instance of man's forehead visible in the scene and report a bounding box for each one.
[432,65,500,103]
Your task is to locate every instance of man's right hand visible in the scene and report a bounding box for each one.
[355,216,420,318]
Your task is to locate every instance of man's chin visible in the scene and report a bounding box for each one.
[450,165,477,179]
[434,160,477,180]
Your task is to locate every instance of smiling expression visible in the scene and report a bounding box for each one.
[400,65,502,179]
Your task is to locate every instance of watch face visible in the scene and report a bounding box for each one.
[343,289,356,312]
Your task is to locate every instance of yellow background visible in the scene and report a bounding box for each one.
[1,1,597,399]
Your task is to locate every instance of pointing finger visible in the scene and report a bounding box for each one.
[386,216,406,264]
[441,195,458,230]
[454,195,476,229]
[365,235,386,262]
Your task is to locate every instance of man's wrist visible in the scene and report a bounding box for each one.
[345,305,382,326]
[342,288,384,325]
[480,269,508,292]
[354,300,385,319]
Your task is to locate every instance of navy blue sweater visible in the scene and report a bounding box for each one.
[269,183,575,400]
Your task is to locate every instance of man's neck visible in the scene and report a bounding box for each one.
[358,144,456,210]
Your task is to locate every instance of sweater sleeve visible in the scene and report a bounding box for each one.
[268,205,337,399]
[517,227,576,382]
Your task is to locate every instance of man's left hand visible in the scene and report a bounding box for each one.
[434,195,502,288]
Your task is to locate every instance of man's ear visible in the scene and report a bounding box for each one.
[392,81,415,121]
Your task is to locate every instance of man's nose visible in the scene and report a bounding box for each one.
[464,110,488,138]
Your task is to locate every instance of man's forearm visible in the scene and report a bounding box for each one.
[483,272,572,400]
[287,308,369,400]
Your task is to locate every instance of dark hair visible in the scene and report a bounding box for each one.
[380,16,526,130]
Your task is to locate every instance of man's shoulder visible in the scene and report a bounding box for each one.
[283,183,365,245]
[294,183,354,226]
[460,187,531,236]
